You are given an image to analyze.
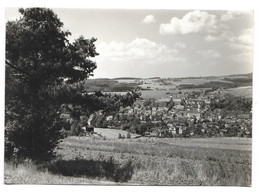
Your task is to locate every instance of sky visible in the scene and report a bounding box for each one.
[1,2,260,192]
[5,8,254,79]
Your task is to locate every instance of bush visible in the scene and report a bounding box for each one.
[46,157,134,182]
[70,121,83,136]
[5,110,65,163]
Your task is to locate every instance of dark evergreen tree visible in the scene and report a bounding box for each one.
[5,8,98,163]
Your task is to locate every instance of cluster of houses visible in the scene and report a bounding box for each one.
[101,90,252,138]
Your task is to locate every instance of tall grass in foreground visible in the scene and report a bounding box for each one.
[4,158,131,184]
[57,137,251,186]
[61,137,252,165]
[4,161,100,184]
[131,155,251,186]
[5,137,252,186]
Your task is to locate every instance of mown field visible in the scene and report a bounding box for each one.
[5,136,252,186]
[94,128,140,139]
[221,86,252,98]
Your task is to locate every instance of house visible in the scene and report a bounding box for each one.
[151,120,161,124]
[144,110,151,116]
[237,113,251,119]
[152,107,157,111]
[171,128,177,135]
[187,111,201,119]
[85,124,94,133]
[175,104,184,110]
[158,106,168,112]
[167,123,174,129]
[150,132,159,137]
[176,126,183,134]
[173,97,182,105]
[176,110,186,118]
[133,106,141,114]
[205,99,211,105]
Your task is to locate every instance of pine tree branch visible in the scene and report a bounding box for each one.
[5,60,31,78]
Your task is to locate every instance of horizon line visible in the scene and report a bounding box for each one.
[90,72,253,80]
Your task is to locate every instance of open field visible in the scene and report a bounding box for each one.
[138,137,252,151]
[141,88,211,99]
[57,136,252,186]
[222,86,252,98]
[5,136,251,186]
[94,128,140,139]
[94,129,251,151]
[85,74,252,100]
[141,90,171,99]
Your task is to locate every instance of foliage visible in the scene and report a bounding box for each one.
[88,90,141,127]
[46,157,134,182]
[210,94,252,112]
[126,132,131,139]
[5,8,98,163]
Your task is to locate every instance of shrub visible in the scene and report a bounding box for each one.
[46,157,134,182]
[127,132,131,139]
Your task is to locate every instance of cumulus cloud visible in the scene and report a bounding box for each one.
[143,15,156,24]
[94,38,188,78]
[227,28,253,63]
[96,38,185,64]
[237,28,254,46]
[221,11,253,21]
[159,10,217,35]
[204,28,253,51]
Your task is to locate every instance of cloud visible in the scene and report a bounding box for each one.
[204,35,217,42]
[174,42,186,48]
[198,49,221,58]
[96,38,185,65]
[94,38,188,78]
[159,10,217,35]
[143,15,156,24]
[204,28,253,51]
[237,28,254,46]
[221,11,253,21]
[203,27,253,72]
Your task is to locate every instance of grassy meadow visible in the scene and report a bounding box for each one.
[222,86,252,98]
[5,136,252,186]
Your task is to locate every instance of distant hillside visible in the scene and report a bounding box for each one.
[113,77,141,80]
[83,78,138,92]
[91,78,111,81]
[85,73,252,93]
[225,72,252,78]
[147,77,161,80]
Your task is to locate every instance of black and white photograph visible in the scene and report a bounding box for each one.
[2,0,258,189]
